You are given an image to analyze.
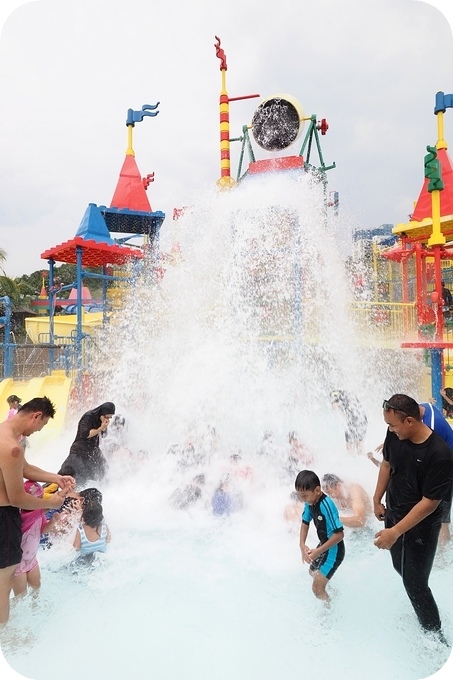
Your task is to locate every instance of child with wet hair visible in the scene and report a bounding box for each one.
[78,487,103,505]
[295,470,345,602]
[73,493,111,564]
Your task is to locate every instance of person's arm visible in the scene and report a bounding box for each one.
[373,459,391,520]
[23,462,75,491]
[340,487,367,528]
[44,511,66,535]
[106,525,112,543]
[307,530,344,562]
[73,528,81,551]
[374,497,441,550]
[367,451,381,467]
[42,512,61,534]
[2,445,67,511]
[88,415,110,439]
[440,389,453,406]
[299,522,310,563]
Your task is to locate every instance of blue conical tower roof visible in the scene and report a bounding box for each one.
[75,203,116,244]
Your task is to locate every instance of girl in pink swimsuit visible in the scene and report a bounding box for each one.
[12,481,59,597]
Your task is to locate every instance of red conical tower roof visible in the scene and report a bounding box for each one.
[411,147,453,221]
[110,155,152,212]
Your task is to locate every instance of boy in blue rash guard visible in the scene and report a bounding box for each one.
[295,470,345,602]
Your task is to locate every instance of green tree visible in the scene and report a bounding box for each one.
[0,274,34,308]
[16,264,103,299]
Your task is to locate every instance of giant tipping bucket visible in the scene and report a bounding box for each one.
[251,94,305,151]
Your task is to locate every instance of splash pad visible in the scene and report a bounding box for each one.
[3,170,452,680]
[1,37,452,680]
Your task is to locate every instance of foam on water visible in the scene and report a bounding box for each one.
[2,171,452,679]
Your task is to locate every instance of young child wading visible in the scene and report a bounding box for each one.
[295,469,345,602]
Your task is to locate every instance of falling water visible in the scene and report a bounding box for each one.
[2,170,452,680]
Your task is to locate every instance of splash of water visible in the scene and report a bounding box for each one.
[2,171,451,680]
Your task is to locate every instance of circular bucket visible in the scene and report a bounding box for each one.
[251,94,305,151]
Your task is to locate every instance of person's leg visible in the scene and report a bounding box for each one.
[400,522,442,631]
[0,565,19,624]
[386,515,406,574]
[27,564,41,591]
[311,570,330,601]
[389,534,403,576]
[27,564,41,606]
[310,543,344,601]
[0,506,23,624]
[11,572,27,597]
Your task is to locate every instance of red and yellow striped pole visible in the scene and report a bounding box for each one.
[215,36,236,189]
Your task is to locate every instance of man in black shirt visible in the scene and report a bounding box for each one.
[373,394,453,639]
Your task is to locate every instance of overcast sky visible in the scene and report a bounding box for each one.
[0,1,452,278]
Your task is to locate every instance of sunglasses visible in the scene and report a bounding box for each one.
[382,400,409,417]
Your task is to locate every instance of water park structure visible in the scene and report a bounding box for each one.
[0,103,165,435]
[374,91,453,402]
[1,37,453,436]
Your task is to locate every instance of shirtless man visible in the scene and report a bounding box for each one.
[0,396,75,626]
[321,473,372,528]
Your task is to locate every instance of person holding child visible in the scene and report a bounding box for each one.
[0,396,75,626]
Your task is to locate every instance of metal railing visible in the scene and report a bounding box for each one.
[0,334,98,381]
[349,301,418,347]
[0,344,68,380]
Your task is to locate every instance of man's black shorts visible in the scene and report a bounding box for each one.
[0,505,22,568]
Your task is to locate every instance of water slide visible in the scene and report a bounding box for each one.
[0,370,72,445]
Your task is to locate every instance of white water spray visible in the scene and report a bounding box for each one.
[2,172,451,680]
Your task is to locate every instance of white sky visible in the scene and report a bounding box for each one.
[0,4,453,679]
[0,0,452,278]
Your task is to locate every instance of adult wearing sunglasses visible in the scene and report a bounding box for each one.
[369,398,453,547]
[373,394,453,643]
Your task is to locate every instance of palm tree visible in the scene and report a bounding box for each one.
[0,247,6,272]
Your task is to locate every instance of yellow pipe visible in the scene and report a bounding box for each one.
[428,189,445,246]
[126,124,135,156]
[437,110,447,151]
